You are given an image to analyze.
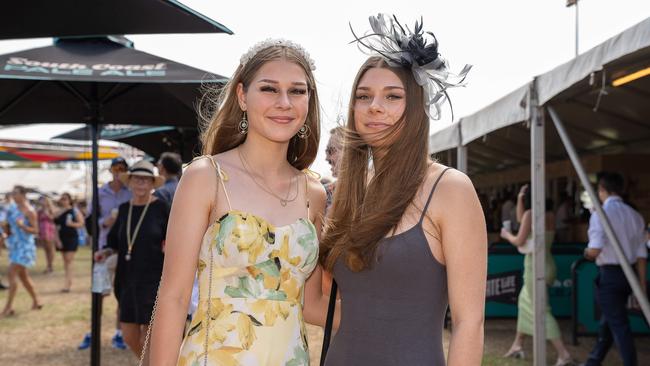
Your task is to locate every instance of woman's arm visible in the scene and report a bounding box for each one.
[148,159,216,366]
[437,170,486,366]
[19,209,39,235]
[303,177,341,329]
[45,204,55,219]
[516,185,527,223]
[501,210,531,247]
[67,208,86,229]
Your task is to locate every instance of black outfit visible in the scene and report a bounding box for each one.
[54,208,79,252]
[107,198,169,324]
[325,168,451,366]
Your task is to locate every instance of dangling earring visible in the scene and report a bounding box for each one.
[297,124,309,139]
[238,111,248,135]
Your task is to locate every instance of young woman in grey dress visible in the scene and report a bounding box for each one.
[320,14,487,366]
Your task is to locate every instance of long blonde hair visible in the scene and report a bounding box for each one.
[321,57,431,272]
[199,45,320,170]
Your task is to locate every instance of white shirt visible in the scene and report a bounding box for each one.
[587,196,647,266]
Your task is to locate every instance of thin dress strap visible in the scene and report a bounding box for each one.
[211,158,233,211]
[419,167,453,224]
[192,155,233,211]
[303,172,311,220]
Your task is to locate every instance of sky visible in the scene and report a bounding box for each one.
[1,0,649,177]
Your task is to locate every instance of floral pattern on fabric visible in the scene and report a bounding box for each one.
[178,210,318,366]
[6,203,36,268]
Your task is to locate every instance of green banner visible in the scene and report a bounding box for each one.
[575,261,650,334]
[486,242,583,318]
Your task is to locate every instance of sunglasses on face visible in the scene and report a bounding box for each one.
[325,146,338,156]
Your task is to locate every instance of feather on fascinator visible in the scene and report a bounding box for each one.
[351,14,471,120]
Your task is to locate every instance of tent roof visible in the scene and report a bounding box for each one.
[459,83,530,146]
[429,17,650,153]
[427,17,650,176]
[429,123,460,153]
[537,17,650,105]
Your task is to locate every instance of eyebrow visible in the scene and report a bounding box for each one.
[258,79,308,87]
[356,86,405,91]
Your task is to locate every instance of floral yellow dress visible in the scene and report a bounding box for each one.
[178,158,318,366]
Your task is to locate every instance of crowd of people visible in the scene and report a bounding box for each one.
[0,186,90,316]
[497,173,649,366]
[0,153,184,356]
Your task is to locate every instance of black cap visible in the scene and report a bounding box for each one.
[110,157,128,168]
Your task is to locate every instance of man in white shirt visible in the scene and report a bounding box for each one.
[583,172,647,366]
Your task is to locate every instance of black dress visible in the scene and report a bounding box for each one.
[54,208,79,252]
[106,198,169,324]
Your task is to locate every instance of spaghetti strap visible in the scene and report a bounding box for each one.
[419,167,453,224]
[191,155,233,211]
[303,172,311,220]
[212,159,233,211]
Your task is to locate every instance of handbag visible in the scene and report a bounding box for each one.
[319,279,338,366]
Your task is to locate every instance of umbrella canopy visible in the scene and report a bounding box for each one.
[56,124,199,161]
[0,138,121,162]
[0,36,226,126]
[0,0,233,40]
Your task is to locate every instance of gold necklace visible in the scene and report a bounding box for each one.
[125,197,152,261]
[237,148,298,207]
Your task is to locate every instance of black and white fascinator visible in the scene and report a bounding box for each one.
[351,14,471,120]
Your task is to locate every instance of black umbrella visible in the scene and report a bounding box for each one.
[0,0,233,40]
[56,124,200,161]
[0,36,226,365]
[0,36,225,125]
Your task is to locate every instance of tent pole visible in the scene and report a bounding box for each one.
[530,83,546,365]
[456,124,467,173]
[90,119,102,366]
[89,88,103,366]
[456,145,467,173]
[548,107,650,324]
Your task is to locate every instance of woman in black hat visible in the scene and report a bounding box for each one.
[95,159,169,357]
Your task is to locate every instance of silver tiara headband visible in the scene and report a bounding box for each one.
[350,14,472,120]
[240,38,316,71]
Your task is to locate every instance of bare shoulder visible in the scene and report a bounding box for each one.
[424,163,479,217]
[427,163,474,195]
[179,155,220,188]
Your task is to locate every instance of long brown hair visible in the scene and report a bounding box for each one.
[320,57,431,272]
[199,45,320,170]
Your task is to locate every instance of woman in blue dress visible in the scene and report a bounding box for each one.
[1,185,42,317]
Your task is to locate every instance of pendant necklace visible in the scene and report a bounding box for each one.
[125,198,152,261]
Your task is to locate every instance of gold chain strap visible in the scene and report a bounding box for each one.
[138,276,161,366]
[203,240,214,365]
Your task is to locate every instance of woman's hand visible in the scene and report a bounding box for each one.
[94,249,112,262]
[500,227,511,240]
[518,184,528,200]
